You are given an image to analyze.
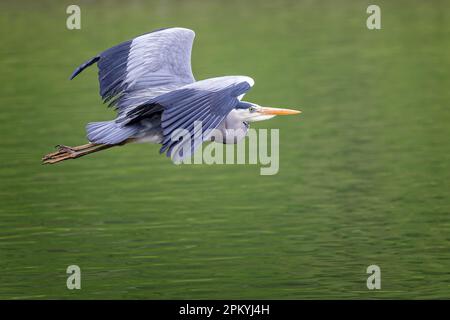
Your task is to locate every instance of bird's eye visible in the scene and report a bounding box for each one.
[249,107,256,113]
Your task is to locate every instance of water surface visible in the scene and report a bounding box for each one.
[0,0,449,299]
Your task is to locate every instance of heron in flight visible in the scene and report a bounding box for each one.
[42,27,301,164]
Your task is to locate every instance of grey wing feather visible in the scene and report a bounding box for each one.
[70,27,196,112]
[122,76,253,162]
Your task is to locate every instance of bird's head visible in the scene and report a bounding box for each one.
[235,101,301,122]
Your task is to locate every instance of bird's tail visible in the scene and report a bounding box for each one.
[86,120,139,145]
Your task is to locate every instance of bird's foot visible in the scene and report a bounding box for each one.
[55,144,76,153]
[42,143,113,165]
[42,145,78,164]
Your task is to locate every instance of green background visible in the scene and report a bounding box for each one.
[0,0,449,299]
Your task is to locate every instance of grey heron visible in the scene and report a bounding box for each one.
[42,27,301,164]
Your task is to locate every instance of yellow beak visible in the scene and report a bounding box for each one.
[259,107,302,115]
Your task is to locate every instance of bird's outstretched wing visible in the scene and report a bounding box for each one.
[124,76,254,163]
[70,27,196,111]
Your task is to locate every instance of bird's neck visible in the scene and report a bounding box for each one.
[213,110,249,144]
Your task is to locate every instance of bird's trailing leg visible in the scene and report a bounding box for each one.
[42,143,116,165]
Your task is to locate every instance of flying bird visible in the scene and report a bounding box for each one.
[42,27,301,164]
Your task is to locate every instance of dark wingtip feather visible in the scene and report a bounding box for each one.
[69,56,100,80]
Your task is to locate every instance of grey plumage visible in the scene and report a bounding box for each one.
[71,27,254,161]
[43,27,301,165]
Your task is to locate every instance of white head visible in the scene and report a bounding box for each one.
[234,101,301,123]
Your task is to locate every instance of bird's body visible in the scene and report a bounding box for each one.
[126,107,249,145]
[43,27,300,164]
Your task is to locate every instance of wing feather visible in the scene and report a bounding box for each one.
[70,27,196,111]
[143,76,254,161]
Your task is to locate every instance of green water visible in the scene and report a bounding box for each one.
[0,0,449,299]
